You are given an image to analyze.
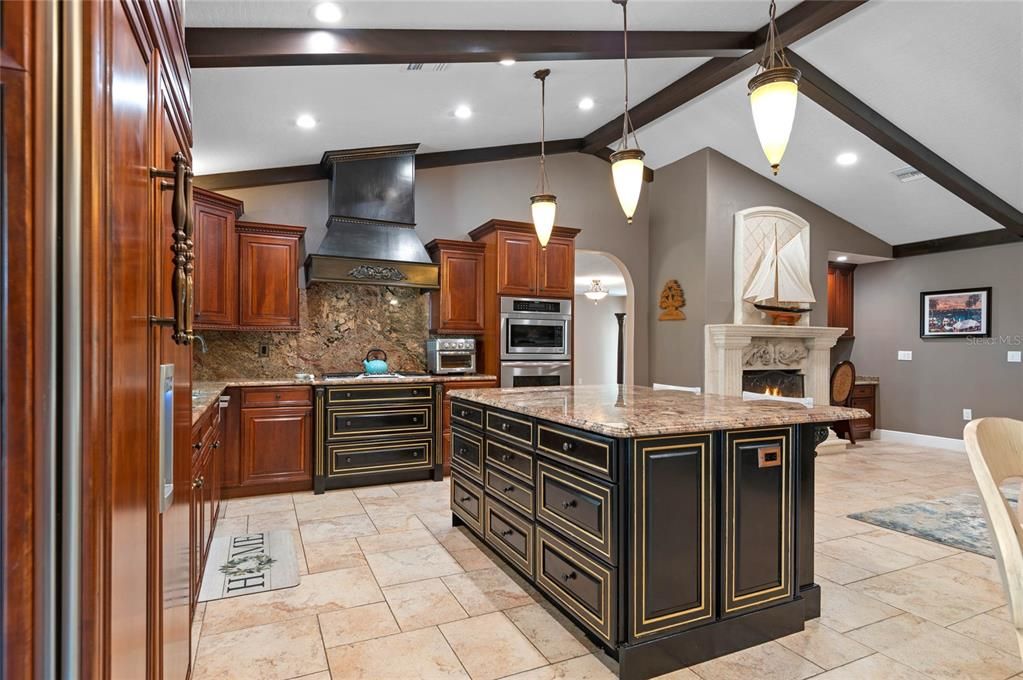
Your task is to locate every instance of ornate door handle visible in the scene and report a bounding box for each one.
[151,151,194,346]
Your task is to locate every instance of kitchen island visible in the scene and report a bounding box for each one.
[447,385,868,680]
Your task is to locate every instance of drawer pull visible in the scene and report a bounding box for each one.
[412,416,419,423]
[502,485,515,493]
[412,389,420,396]
[501,422,510,432]
[212,440,220,449]
[193,442,202,450]
[561,499,577,510]
[499,528,515,538]
[561,441,574,452]
[458,447,468,456]
[345,456,353,463]
[345,420,352,427]
[560,571,577,582]
[275,393,281,400]
[500,453,513,462]
[459,409,469,417]
[412,451,422,457]
[345,392,352,398]
[458,495,471,503]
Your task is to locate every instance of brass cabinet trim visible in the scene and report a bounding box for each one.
[535,526,614,645]
[451,425,484,481]
[630,435,715,639]
[485,410,534,448]
[326,384,434,405]
[315,389,325,477]
[484,438,533,483]
[536,461,614,563]
[537,424,611,478]
[451,401,484,429]
[722,428,793,615]
[485,466,534,517]
[451,474,484,535]
[326,438,433,476]
[327,406,433,439]
[483,496,534,576]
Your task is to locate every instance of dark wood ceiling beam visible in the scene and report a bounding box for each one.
[787,51,1023,237]
[893,229,1022,258]
[194,164,323,191]
[186,28,757,68]
[578,1,868,155]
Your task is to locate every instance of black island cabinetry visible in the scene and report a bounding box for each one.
[448,388,846,680]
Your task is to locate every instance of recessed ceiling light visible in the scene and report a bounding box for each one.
[836,255,849,262]
[295,114,317,129]
[835,152,858,166]
[313,2,343,24]
[499,58,516,66]
[578,97,595,111]
[454,105,472,120]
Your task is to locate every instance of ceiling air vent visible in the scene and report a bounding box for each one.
[405,63,449,72]
[892,166,926,183]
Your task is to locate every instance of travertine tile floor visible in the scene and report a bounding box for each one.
[192,441,1023,680]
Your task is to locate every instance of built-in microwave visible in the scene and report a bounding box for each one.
[499,297,572,361]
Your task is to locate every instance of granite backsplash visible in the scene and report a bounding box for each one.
[193,283,429,380]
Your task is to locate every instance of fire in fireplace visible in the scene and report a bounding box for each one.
[742,370,805,398]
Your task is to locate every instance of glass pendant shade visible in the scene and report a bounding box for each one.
[610,148,645,224]
[584,279,609,302]
[530,194,557,247]
[748,67,799,175]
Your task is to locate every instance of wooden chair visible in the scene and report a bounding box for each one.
[652,383,701,394]
[830,361,857,444]
[964,417,1023,659]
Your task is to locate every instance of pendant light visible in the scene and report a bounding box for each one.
[584,279,609,303]
[609,0,645,224]
[530,68,557,248]
[748,0,801,175]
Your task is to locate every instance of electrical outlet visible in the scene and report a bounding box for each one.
[963,408,973,421]
[897,350,913,361]
[258,344,270,358]
[1009,351,1022,363]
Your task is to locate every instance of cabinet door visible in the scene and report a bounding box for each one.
[721,428,794,618]
[194,199,237,327]
[240,407,313,486]
[190,454,204,609]
[238,233,299,328]
[201,449,216,562]
[827,264,855,337]
[438,249,485,333]
[537,236,575,298]
[496,230,538,296]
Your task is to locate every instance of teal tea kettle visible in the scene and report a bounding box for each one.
[362,349,390,375]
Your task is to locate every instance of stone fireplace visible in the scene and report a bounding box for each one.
[742,370,804,398]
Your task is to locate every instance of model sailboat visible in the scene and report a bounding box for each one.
[743,224,815,325]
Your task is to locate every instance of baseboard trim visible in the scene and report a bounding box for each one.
[876,429,966,452]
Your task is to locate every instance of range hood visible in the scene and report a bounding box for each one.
[304,143,439,290]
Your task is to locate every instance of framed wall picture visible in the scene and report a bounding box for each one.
[919,287,992,338]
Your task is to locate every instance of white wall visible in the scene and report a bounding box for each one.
[573,295,627,385]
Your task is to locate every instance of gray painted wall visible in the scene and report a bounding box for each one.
[851,242,1023,439]
[224,152,652,384]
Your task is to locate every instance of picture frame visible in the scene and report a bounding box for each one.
[919,287,992,338]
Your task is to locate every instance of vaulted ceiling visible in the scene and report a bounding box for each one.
[187,0,1023,247]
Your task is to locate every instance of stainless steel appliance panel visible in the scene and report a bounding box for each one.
[500,297,572,361]
[500,361,572,388]
[427,337,477,374]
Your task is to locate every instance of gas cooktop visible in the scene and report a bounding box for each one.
[320,371,430,381]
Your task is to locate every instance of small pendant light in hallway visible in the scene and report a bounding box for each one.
[609,0,645,224]
[530,68,557,248]
[748,0,801,175]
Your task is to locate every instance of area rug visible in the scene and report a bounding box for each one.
[199,531,300,603]
[848,488,1018,558]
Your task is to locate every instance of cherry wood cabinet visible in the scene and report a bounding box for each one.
[189,400,224,615]
[230,386,314,493]
[849,383,877,440]
[427,239,486,334]
[236,222,305,330]
[194,188,243,329]
[537,236,575,298]
[496,230,540,296]
[827,263,856,338]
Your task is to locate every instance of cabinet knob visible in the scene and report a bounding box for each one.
[560,571,577,582]
[345,420,352,427]
[345,456,352,463]
[275,393,282,400]
[459,409,469,417]
[561,499,577,510]
[412,451,422,457]
[458,447,468,456]
[411,389,419,396]
[500,423,510,432]
[213,440,221,449]
[193,442,202,450]
[458,495,471,503]
[499,529,514,538]
[345,392,352,398]
[192,478,202,489]
[502,485,514,493]
[561,441,574,452]
[500,453,513,462]
[412,416,419,423]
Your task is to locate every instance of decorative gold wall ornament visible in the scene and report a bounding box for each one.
[658,280,686,320]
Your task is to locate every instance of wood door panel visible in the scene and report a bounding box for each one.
[537,237,575,298]
[827,264,855,337]
[194,199,237,327]
[238,233,299,328]
[240,407,313,486]
[440,251,485,332]
[496,231,538,296]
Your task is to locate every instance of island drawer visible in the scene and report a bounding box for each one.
[486,410,534,448]
[326,384,433,405]
[451,473,484,536]
[484,497,534,577]
[536,461,616,564]
[450,400,484,430]
[537,424,616,482]
[536,526,616,646]
[241,385,312,408]
[451,426,484,482]
[327,405,433,440]
[485,466,534,517]
[327,438,432,476]
[485,438,533,483]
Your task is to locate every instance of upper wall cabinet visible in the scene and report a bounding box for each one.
[236,222,305,330]
[469,220,580,299]
[427,239,486,334]
[194,188,244,329]
[827,262,856,338]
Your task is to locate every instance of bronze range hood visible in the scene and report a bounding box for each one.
[304,143,439,290]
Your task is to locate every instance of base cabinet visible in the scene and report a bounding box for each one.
[849,383,877,439]
[239,390,313,488]
[190,403,225,614]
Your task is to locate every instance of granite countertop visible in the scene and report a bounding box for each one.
[446,384,870,438]
[855,376,879,385]
[191,374,498,425]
